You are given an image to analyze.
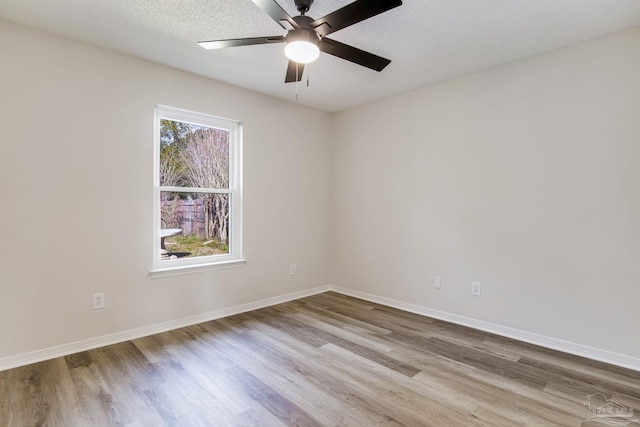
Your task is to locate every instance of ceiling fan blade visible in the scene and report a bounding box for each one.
[198,36,285,50]
[311,0,402,37]
[251,0,299,30]
[285,60,305,83]
[319,38,391,71]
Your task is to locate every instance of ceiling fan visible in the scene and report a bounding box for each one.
[198,0,403,83]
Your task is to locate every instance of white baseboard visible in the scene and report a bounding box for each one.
[0,285,331,371]
[2,283,639,373]
[330,285,640,372]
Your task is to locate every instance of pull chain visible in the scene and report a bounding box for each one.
[295,62,299,101]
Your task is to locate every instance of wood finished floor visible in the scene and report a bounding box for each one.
[2,292,640,426]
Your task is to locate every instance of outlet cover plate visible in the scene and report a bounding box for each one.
[93,292,105,310]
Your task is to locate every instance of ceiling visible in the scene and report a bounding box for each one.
[2,0,640,112]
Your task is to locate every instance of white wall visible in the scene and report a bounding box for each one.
[331,28,640,360]
[0,20,331,359]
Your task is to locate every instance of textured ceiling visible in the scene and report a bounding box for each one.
[2,0,640,112]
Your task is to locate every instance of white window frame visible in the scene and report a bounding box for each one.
[150,105,245,278]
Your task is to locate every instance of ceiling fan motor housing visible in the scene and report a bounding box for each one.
[286,29,320,46]
[287,15,320,45]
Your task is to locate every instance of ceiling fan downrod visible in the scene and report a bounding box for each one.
[294,0,313,15]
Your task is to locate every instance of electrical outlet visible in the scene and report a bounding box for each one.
[93,292,105,310]
[289,264,296,276]
[471,281,482,297]
[434,276,441,289]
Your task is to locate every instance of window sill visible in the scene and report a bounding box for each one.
[150,258,247,279]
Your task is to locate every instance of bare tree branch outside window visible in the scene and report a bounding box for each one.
[159,119,230,257]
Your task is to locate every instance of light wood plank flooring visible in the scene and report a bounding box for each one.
[2,292,640,426]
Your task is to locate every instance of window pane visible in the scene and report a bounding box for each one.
[160,191,230,260]
[159,119,229,189]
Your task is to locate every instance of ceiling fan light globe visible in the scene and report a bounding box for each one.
[285,41,320,64]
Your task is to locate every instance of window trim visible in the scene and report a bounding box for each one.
[150,105,245,278]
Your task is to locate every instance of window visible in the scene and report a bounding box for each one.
[151,105,244,277]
